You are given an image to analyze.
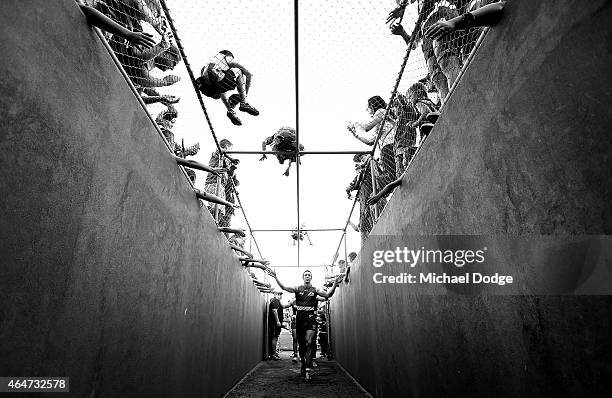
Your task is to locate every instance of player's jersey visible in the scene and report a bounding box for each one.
[294,285,318,318]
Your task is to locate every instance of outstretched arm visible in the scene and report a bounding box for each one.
[195,189,239,208]
[230,244,253,258]
[425,1,506,40]
[368,177,403,205]
[78,3,156,48]
[317,275,343,298]
[219,227,246,237]
[269,269,297,293]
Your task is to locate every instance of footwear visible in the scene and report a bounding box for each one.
[312,360,317,368]
[304,368,312,381]
[426,111,440,124]
[238,102,260,116]
[292,355,298,363]
[227,110,242,126]
[420,123,434,138]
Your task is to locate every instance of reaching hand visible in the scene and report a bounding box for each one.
[367,194,380,206]
[425,19,457,40]
[346,191,352,200]
[127,31,155,48]
[390,22,406,36]
[259,154,267,161]
[162,75,181,86]
[235,229,246,237]
[160,95,180,105]
[386,3,406,24]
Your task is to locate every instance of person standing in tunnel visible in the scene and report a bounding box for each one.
[270,270,342,381]
[267,291,284,360]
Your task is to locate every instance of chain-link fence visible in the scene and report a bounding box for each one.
[80,0,494,274]
[347,0,492,245]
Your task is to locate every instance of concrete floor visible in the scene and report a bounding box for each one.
[225,352,371,398]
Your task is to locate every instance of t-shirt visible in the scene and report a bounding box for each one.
[268,298,282,326]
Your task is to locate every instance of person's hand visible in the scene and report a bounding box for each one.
[160,95,180,105]
[233,204,241,209]
[367,194,380,206]
[425,19,457,40]
[162,75,181,85]
[259,154,267,161]
[234,229,246,237]
[346,191,352,200]
[386,3,406,24]
[410,121,419,128]
[127,31,155,48]
[347,124,356,135]
[390,22,406,36]
[160,31,171,49]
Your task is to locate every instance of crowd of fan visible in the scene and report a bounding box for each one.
[346,0,505,244]
[76,0,504,252]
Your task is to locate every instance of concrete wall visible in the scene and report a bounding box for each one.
[0,1,264,397]
[331,0,612,396]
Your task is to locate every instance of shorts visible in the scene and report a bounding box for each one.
[268,324,281,338]
[296,313,317,332]
[197,69,238,99]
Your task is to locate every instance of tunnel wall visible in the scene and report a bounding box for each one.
[0,1,264,397]
[331,0,612,397]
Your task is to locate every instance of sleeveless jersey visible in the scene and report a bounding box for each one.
[294,285,318,318]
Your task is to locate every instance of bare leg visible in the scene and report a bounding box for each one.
[439,55,462,92]
[283,159,293,176]
[431,70,449,101]
[304,329,316,369]
[232,68,247,103]
[220,92,230,109]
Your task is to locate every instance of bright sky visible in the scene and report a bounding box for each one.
[146,0,430,290]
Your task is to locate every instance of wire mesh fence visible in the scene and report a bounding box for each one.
[348,0,492,241]
[79,0,493,275]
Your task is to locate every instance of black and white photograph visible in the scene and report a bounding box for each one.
[1,0,611,397]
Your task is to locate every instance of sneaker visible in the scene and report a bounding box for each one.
[238,102,260,116]
[426,111,440,124]
[420,123,434,138]
[292,355,298,363]
[304,368,312,381]
[227,110,242,126]
[312,360,317,368]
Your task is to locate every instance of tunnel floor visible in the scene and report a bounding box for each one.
[225,351,371,397]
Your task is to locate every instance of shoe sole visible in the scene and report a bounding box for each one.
[238,107,259,116]
[227,114,242,126]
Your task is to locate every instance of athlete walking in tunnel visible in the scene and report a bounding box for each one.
[270,269,342,381]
